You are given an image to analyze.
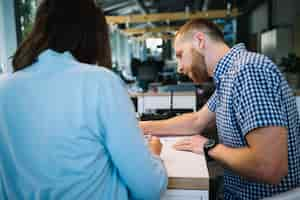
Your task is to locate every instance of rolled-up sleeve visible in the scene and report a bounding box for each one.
[207,91,218,112]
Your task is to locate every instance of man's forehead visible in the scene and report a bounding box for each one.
[174,38,190,52]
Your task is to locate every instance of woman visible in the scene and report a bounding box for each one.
[0,0,167,199]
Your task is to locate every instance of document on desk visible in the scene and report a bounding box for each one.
[159,137,209,190]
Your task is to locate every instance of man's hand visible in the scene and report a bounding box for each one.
[173,135,208,154]
[139,121,152,135]
[148,136,162,155]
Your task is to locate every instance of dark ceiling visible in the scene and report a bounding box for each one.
[97,0,265,35]
[99,0,262,16]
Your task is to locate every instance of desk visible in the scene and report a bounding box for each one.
[131,92,196,114]
[160,137,209,200]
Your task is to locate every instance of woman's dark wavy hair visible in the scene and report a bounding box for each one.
[12,0,112,72]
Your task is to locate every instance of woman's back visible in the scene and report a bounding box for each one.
[0,50,167,199]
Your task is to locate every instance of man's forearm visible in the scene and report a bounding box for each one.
[209,144,258,179]
[140,104,216,136]
[209,144,286,184]
[141,112,203,135]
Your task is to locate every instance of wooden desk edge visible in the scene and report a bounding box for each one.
[168,177,209,190]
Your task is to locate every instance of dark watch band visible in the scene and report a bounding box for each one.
[204,139,217,161]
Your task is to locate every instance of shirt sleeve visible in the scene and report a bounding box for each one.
[97,72,168,199]
[207,90,218,112]
[233,64,287,137]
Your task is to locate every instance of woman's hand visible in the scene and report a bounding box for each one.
[148,136,162,155]
[139,121,153,135]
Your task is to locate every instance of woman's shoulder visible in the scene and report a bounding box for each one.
[0,73,16,86]
[76,63,123,86]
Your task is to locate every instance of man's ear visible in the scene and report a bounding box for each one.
[193,32,205,49]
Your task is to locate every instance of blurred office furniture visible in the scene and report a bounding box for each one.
[133,91,196,116]
[261,27,293,63]
[130,57,141,77]
[157,82,196,93]
[132,81,215,121]
[135,59,164,91]
[195,81,215,110]
[279,53,300,89]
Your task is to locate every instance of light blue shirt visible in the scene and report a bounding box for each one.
[0,49,168,200]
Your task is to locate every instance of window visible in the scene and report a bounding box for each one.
[15,0,37,43]
[146,38,163,58]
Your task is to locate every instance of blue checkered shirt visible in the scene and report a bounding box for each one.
[207,43,300,200]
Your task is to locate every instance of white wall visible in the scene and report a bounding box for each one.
[249,0,299,55]
[250,2,268,34]
[0,0,17,73]
[249,2,268,51]
[271,0,300,56]
[261,28,293,63]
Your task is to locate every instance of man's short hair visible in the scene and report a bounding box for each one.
[176,19,225,43]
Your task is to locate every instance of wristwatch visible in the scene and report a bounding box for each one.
[204,139,217,161]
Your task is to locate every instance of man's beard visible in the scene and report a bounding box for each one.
[189,49,210,84]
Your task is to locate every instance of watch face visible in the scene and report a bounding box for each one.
[205,139,216,148]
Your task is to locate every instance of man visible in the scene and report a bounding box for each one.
[140,19,300,199]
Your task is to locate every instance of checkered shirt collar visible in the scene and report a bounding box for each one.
[213,43,247,85]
